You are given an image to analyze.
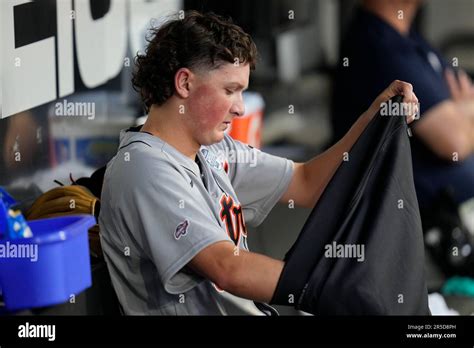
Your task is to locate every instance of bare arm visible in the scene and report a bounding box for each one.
[188,241,284,303]
[280,80,419,208]
[412,69,474,161]
[280,113,373,208]
[412,100,474,161]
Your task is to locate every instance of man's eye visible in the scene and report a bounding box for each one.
[225,89,234,95]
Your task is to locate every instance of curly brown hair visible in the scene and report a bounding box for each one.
[132,11,258,112]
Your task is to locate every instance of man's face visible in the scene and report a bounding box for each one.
[185,63,249,146]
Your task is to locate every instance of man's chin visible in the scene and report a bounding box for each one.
[199,132,225,146]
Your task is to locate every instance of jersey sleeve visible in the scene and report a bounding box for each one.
[220,134,294,227]
[125,154,232,295]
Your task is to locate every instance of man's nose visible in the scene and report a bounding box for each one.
[230,96,245,117]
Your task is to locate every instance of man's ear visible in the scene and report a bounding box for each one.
[175,68,193,99]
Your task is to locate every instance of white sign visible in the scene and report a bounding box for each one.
[1,0,182,119]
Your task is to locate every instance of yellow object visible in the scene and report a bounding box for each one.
[26,185,98,221]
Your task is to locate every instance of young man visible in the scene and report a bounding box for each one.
[99,10,417,315]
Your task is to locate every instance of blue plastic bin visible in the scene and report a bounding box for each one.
[0,215,95,311]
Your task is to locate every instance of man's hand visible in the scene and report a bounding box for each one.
[364,80,419,125]
[445,68,474,101]
[445,68,474,123]
[281,80,420,209]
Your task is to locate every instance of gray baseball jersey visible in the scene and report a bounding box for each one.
[99,129,294,315]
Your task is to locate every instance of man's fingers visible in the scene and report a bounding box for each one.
[459,70,473,97]
[389,80,416,103]
[389,80,419,118]
[407,114,416,124]
[369,80,419,121]
[399,81,413,102]
[446,69,474,100]
[445,69,461,100]
[385,80,420,122]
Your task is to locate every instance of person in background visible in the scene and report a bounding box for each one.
[331,0,474,212]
